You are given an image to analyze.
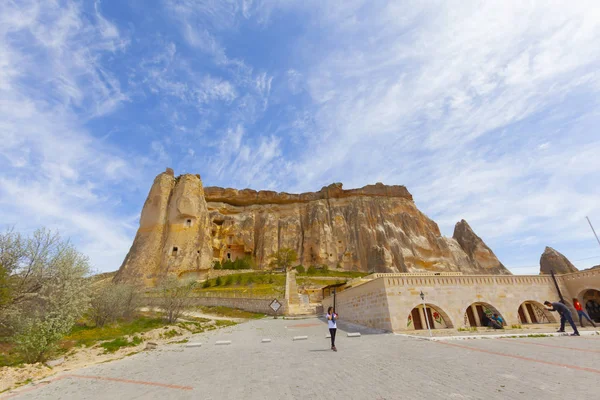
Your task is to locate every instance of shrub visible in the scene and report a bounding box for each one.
[156,278,195,324]
[246,276,254,285]
[212,261,222,270]
[235,275,243,285]
[295,265,305,274]
[224,276,233,286]
[321,264,329,273]
[307,266,317,275]
[202,280,211,288]
[89,284,140,328]
[215,277,223,286]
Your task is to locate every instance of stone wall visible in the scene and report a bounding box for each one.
[147,295,285,316]
[322,278,391,331]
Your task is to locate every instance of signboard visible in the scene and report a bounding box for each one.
[269,299,282,312]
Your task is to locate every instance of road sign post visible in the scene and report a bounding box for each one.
[270,298,282,319]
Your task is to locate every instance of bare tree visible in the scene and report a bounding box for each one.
[89,284,141,327]
[156,277,196,324]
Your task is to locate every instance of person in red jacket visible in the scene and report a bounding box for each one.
[573,298,596,328]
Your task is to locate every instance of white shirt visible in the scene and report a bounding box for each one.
[327,313,337,329]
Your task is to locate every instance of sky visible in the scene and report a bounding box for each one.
[1,0,600,275]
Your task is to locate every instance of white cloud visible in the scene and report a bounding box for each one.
[0,0,137,272]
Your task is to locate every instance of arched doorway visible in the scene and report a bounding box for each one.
[407,304,453,330]
[517,301,556,324]
[581,289,600,322]
[464,302,505,327]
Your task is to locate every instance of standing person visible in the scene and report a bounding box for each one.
[573,298,597,328]
[544,301,580,336]
[326,306,338,352]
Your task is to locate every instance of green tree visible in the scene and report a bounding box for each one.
[268,248,298,271]
[0,228,92,362]
[294,265,305,274]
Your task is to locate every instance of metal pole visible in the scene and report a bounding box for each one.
[421,292,432,337]
[586,216,600,248]
[550,270,565,303]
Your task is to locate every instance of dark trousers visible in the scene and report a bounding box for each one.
[329,328,337,347]
[560,313,579,334]
[577,310,597,327]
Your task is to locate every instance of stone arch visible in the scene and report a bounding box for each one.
[517,300,556,324]
[406,303,454,330]
[579,289,600,323]
[463,302,505,327]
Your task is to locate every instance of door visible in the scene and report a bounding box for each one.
[466,306,477,327]
[525,303,538,323]
[476,305,485,326]
[425,307,434,328]
[518,305,527,324]
[411,308,423,330]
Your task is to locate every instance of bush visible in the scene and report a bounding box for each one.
[2,228,92,363]
[246,276,254,285]
[215,276,223,286]
[156,278,195,324]
[295,265,305,274]
[212,261,222,270]
[321,264,329,273]
[235,275,243,285]
[224,276,233,286]
[89,284,140,328]
[307,266,317,275]
[202,280,211,288]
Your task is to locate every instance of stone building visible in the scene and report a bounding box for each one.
[322,269,600,332]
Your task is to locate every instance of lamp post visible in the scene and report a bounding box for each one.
[420,291,432,337]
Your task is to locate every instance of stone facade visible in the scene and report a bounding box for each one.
[322,269,600,332]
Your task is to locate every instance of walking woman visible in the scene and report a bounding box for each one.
[327,306,338,352]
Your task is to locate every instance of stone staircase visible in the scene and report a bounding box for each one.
[285,271,322,316]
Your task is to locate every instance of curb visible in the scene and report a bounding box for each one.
[395,330,600,341]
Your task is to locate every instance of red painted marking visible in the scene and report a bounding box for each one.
[65,374,193,390]
[498,338,600,353]
[436,341,600,375]
[1,374,192,399]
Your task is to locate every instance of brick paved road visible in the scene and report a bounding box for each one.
[3,317,599,400]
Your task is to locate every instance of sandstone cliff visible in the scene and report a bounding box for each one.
[114,169,511,284]
[539,246,578,275]
[452,220,508,275]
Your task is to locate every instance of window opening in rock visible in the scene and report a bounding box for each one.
[172,247,178,256]
[186,219,192,227]
[227,253,231,259]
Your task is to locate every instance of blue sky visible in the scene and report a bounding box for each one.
[1,0,600,274]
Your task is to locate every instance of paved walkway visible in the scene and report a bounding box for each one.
[3,317,599,400]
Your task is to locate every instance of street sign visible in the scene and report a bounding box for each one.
[269,299,281,312]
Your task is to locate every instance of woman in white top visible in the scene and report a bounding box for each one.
[326,306,338,351]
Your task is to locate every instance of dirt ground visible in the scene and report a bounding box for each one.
[0,317,230,393]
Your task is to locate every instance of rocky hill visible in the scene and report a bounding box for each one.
[114,169,510,285]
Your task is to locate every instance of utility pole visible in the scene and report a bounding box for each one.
[586,216,600,248]
[550,270,565,304]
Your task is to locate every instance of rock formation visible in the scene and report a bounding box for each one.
[114,169,511,285]
[452,220,508,275]
[539,246,578,275]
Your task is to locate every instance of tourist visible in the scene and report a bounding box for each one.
[573,298,596,328]
[544,300,580,336]
[326,306,338,352]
